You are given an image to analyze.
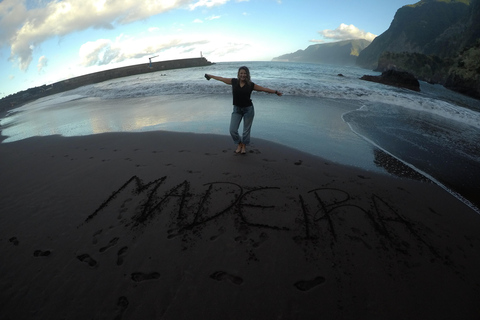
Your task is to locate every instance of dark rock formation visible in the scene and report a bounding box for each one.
[445,69,480,99]
[360,70,420,92]
[444,41,480,99]
[374,41,480,98]
[375,52,452,84]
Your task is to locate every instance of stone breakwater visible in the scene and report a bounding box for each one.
[0,57,214,112]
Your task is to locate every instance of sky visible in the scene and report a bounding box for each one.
[0,0,415,98]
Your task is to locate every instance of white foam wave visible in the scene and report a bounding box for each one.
[24,62,478,131]
[13,94,86,113]
[280,78,480,130]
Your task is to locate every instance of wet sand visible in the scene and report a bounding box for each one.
[1,131,479,319]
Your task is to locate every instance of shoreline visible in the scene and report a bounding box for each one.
[345,120,480,215]
[1,90,478,214]
[1,111,478,213]
[1,131,479,319]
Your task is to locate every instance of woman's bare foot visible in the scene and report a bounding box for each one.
[241,143,246,154]
[235,143,243,153]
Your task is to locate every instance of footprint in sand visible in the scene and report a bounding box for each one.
[117,296,129,308]
[116,246,128,266]
[9,237,19,246]
[131,272,160,282]
[294,276,326,291]
[234,232,268,248]
[234,235,248,244]
[166,228,184,239]
[210,227,226,241]
[92,229,103,245]
[99,237,119,253]
[77,254,98,267]
[252,232,269,248]
[114,296,129,320]
[210,271,243,285]
[33,250,51,257]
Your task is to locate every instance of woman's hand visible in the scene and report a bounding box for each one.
[204,74,232,85]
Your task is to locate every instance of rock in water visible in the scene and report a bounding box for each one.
[361,69,420,92]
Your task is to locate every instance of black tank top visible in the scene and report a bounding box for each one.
[231,78,254,107]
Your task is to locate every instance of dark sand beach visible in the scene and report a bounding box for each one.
[1,131,480,319]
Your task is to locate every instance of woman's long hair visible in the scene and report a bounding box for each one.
[237,66,252,87]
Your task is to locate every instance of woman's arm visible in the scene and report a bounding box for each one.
[253,84,283,96]
[205,74,232,85]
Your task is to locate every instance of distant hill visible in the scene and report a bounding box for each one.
[356,0,480,98]
[273,39,371,66]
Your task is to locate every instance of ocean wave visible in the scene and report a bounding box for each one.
[28,62,479,131]
[12,94,86,113]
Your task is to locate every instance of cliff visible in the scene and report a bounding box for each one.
[273,39,371,66]
[0,57,214,112]
[357,0,477,69]
[357,0,480,98]
[444,41,480,98]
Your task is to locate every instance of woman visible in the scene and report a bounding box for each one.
[205,66,282,154]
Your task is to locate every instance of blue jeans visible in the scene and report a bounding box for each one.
[229,105,255,145]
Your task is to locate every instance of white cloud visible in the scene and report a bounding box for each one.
[75,30,266,69]
[0,0,27,44]
[78,33,212,67]
[206,15,221,20]
[317,23,377,42]
[79,39,112,67]
[2,0,232,71]
[193,19,203,23]
[37,55,48,73]
[189,0,229,10]
[148,27,160,32]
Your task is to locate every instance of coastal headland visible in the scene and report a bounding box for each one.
[0,57,214,112]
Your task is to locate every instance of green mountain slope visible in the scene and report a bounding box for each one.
[273,39,371,66]
[357,0,475,69]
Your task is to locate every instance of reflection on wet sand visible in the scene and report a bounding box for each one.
[1,94,379,174]
[2,96,191,141]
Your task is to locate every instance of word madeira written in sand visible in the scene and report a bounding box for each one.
[82,175,446,265]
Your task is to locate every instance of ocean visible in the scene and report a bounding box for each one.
[1,61,479,211]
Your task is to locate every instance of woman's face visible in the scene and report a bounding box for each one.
[238,69,248,81]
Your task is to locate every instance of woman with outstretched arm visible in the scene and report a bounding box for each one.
[205,66,283,154]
